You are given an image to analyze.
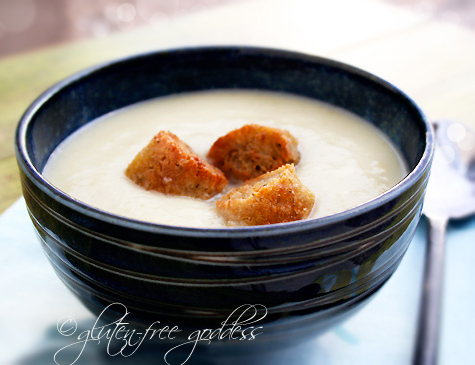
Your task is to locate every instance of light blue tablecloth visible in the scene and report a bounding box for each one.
[1,199,474,364]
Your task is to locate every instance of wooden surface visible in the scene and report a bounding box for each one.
[1,0,474,214]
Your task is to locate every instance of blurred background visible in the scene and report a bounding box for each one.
[0,0,242,57]
[1,0,474,58]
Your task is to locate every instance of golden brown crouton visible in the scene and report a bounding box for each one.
[126,131,227,199]
[216,164,315,226]
[207,124,300,181]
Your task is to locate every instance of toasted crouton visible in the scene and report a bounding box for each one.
[126,131,227,199]
[207,124,300,181]
[216,164,315,226]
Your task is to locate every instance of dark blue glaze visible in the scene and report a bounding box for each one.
[15,47,433,342]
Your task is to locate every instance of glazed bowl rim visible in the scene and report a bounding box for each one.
[15,45,434,239]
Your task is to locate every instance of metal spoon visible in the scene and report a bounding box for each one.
[414,120,475,365]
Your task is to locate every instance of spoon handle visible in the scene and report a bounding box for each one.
[414,215,448,365]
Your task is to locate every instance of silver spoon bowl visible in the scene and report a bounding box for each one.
[414,120,475,365]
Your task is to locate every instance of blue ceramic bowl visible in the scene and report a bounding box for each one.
[15,47,433,343]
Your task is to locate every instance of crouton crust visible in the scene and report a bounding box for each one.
[125,131,227,199]
[216,164,315,226]
[207,124,300,181]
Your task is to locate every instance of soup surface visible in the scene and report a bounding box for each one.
[43,90,407,228]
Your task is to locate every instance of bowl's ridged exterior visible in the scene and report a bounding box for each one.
[25,175,424,309]
[16,47,433,340]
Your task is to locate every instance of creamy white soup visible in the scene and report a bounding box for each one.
[43,90,407,228]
